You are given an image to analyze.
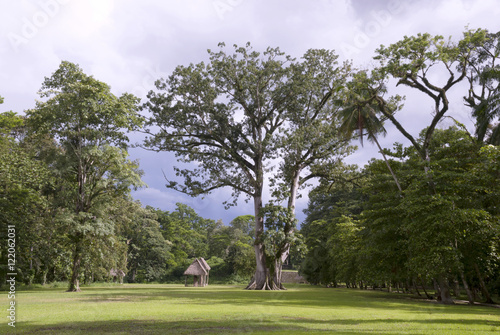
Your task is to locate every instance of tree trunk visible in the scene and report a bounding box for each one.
[68,239,83,292]
[271,259,285,290]
[474,263,495,304]
[247,193,272,290]
[246,253,270,290]
[437,274,454,304]
[413,279,421,297]
[420,278,432,299]
[459,270,474,304]
[452,278,460,298]
[250,170,301,291]
[274,171,301,290]
[373,136,403,194]
[69,156,87,293]
[433,278,441,300]
[473,287,478,301]
[42,267,48,286]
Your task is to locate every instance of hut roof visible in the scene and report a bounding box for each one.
[198,257,211,271]
[183,258,210,276]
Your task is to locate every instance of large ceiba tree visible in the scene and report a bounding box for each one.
[26,61,144,292]
[144,43,349,290]
[144,44,294,290]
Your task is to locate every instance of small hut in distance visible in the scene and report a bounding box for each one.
[183,258,211,287]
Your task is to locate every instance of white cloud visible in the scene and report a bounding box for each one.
[1,0,498,224]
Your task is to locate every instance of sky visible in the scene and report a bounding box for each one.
[1,0,499,225]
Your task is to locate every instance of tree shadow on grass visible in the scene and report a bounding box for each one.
[64,285,500,317]
[15,284,500,335]
[10,316,500,335]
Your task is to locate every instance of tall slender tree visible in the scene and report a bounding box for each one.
[26,61,144,291]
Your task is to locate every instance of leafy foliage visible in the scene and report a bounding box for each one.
[302,127,500,302]
[25,62,145,291]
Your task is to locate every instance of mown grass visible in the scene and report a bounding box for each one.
[1,283,499,334]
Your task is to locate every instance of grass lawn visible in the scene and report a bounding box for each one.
[1,283,499,334]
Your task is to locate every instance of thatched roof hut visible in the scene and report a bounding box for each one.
[183,258,211,287]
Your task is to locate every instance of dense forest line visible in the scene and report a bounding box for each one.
[1,28,499,303]
[0,74,259,289]
[300,127,500,304]
[0,109,259,284]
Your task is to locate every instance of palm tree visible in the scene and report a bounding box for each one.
[338,71,403,194]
